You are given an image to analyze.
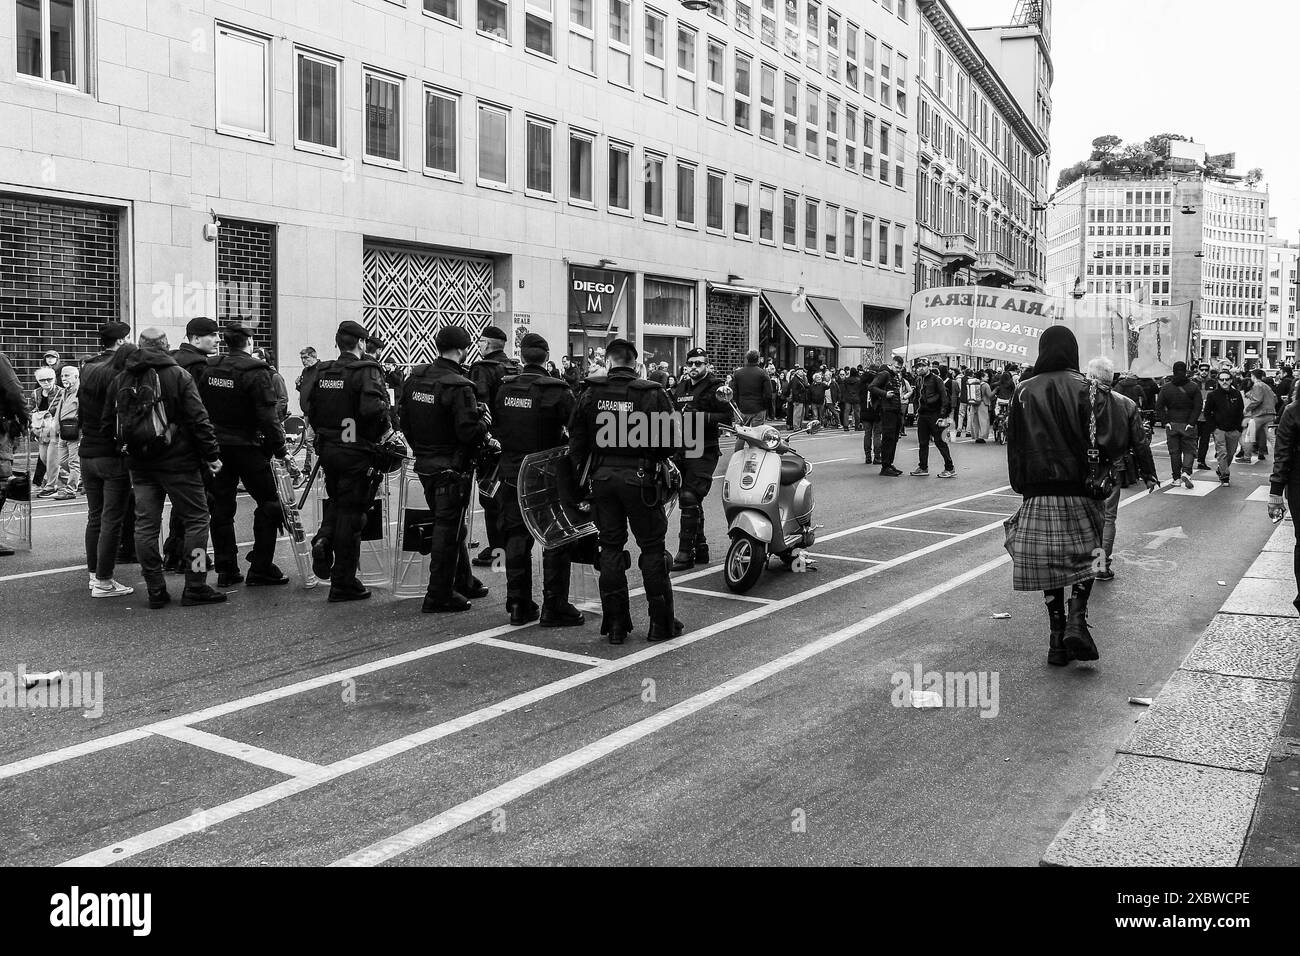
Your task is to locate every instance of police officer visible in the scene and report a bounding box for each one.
[198,323,290,587]
[568,338,682,645]
[399,325,492,613]
[162,316,221,573]
[669,347,732,571]
[494,333,584,628]
[300,320,391,602]
[468,326,518,568]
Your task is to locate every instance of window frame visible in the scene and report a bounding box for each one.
[14,0,86,90]
[293,46,344,157]
[782,191,799,249]
[423,84,461,180]
[677,23,698,113]
[568,127,596,207]
[608,139,633,215]
[804,82,820,158]
[477,0,511,43]
[421,0,460,28]
[782,73,799,151]
[524,0,555,60]
[758,61,777,142]
[215,22,273,143]
[824,202,839,258]
[862,213,874,266]
[643,149,667,222]
[676,159,697,228]
[643,6,668,101]
[734,49,753,132]
[733,175,752,241]
[758,183,776,245]
[362,66,405,169]
[804,197,819,254]
[706,36,727,124]
[476,99,512,190]
[608,0,633,88]
[569,0,596,74]
[524,114,556,199]
[843,207,857,262]
[706,168,727,235]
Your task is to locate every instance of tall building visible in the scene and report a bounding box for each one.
[913,0,1049,297]
[1266,219,1298,364]
[1047,168,1269,367]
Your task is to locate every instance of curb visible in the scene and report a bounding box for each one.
[1041,520,1300,867]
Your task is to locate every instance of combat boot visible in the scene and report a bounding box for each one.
[247,565,290,587]
[540,599,585,628]
[311,537,333,580]
[217,569,245,588]
[423,592,470,613]
[181,584,228,607]
[670,549,695,572]
[508,600,540,625]
[647,617,685,642]
[694,541,710,564]
[1064,596,1099,662]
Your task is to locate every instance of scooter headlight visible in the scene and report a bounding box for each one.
[761,483,777,504]
[759,426,781,450]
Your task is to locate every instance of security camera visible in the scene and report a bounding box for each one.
[202,222,220,242]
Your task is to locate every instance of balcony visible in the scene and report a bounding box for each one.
[1013,268,1042,292]
[940,232,978,271]
[976,250,1016,287]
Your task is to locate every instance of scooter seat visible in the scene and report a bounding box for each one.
[779,457,808,485]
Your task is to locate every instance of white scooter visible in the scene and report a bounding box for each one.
[716,386,821,593]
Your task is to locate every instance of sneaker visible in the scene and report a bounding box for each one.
[53,490,76,500]
[92,579,135,598]
[910,467,929,477]
[880,466,903,477]
[937,469,956,479]
[1220,475,1231,486]
[1181,475,1194,490]
[36,487,57,498]
[88,571,96,590]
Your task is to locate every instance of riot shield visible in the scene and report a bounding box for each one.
[313,469,394,588]
[517,447,598,551]
[270,457,316,589]
[392,460,432,600]
[0,472,32,553]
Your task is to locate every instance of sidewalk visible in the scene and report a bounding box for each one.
[1042,520,1300,867]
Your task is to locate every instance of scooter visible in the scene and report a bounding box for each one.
[715,386,822,593]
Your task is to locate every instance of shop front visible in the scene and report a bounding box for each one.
[642,276,696,376]
[568,266,632,372]
[759,290,833,371]
[807,296,874,369]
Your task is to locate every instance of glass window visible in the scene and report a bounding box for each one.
[783,191,798,247]
[608,142,631,211]
[424,86,459,176]
[570,0,595,72]
[894,223,905,269]
[805,84,819,157]
[783,0,799,59]
[644,279,695,330]
[759,185,775,243]
[644,152,665,219]
[477,101,509,186]
[363,69,403,164]
[570,130,594,203]
[734,51,752,131]
[844,208,856,260]
[525,116,553,196]
[609,0,632,86]
[826,11,840,82]
[782,74,798,149]
[862,214,874,264]
[736,0,753,35]
[707,38,726,122]
[862,31,876,100]
[525,0,554,56]
[862,113,874,176]
[734,177,751,238]
[825,203,838,256]
[216,25,271,139]
[478,0,509,39]
[805,1,820,70]
[677,25,697,111]
[879,43,891,106]
[424,0,458,23]
[676,162,696,225]
[894,127,905,188]
[844,105,857,172]
[296,49,341,153]
[16,0,80,86]
[825,95,839,165]
[878,122,890,182]
[895,53,907,113]
[644,8,666,100]
[805,198,818,252]
[707,169,725,232]
[759,62,777,141]
[878,220,889,266]
[761,0,777,48]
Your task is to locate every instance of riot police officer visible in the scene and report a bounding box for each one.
[568,338,682,645]
[468,326,518,568]
[670,347,732,571]
[399,325,492,613]
[198,322,289,587]
[494,332,583,628]
[162,316,221,573]
[300,320,391,602]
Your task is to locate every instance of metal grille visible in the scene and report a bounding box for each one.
[362,244,496,367]
[863,317,886,365]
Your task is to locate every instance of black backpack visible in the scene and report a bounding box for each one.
[116,369,177,459]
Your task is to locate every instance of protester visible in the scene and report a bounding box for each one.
[843,368,861,430]
[1240,368,1277,463]
[1154,361,1202,489]
[910,359,955,479]
[1203,367,1246,486]
[0,341,29,558]
[731,350,773,427]
[869,361,905,476]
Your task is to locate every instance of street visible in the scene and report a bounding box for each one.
[0,428,1276,866]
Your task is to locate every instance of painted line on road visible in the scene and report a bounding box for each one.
[879,526,956,537]
[801,553,882,565]
[815,485,1012,545]
[154,726,325,779]
[0,536,288,585]
[59,490,1020,865]
[672,586,774,605]
[476,638,606,668]
[332,553,1017,865]
[940,507,1015,518]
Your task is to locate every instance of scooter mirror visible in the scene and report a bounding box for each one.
[806,421,823,435]
[715,385,734,403]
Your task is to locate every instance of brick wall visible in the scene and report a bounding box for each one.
[216,220,277,358]
[705,291,750,374]
[0,195,120,383]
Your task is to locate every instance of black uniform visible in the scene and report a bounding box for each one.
[469,348,519,563]
[568,367,682,638]
[161,343,216,570]
[494,365,577,618]
[300,353,391,590]
[197,352,287,578]
[670,371,731,561]
[399,357,490,603]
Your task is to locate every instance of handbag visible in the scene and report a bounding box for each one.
[60,419,80,442]
[1083,380,1115,501]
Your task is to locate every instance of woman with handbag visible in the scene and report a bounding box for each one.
[1005,327,1154,666]
[31,367,64,497]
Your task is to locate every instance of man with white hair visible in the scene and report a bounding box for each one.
[1087,355,1159,581]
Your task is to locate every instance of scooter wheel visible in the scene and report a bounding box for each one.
[724,536,767,593]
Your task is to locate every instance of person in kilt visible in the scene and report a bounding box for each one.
[1004,326,1145,667]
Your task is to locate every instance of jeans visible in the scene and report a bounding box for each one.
[132,467,212,591]
[955,404,972,437]
[915,413,953,471]
[791,402,805,430]
[38,435,63,490]
[863,418,883,461]
[842,403,857,430]
[1213,429,1241,480]
[1101,480,1123,562]
[57,438,80,491]
[83,456,132,580]
[1242,415,1273,458]
[740,411,767,427]
[1196,420,1213,465]
[1165,423,1197,479]
[878,411,902,468]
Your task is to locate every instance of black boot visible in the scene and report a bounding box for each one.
[647,594,684,642]
[181,583,228,606]
[670,548,694,572]
[217,569,245,587]
[311,537,333,580]
[1065,596,1099,662]
[329,581,372,603]
[508,599,540,625]
[607,624,629,645]
[1046,593,1070,666]
[462,576,489,599]
[541,601,585,627]
[472,547,496,568]
[147,586,171,610]
[694,541,710,564]
[423,592,470,613]
[247,564,289,586]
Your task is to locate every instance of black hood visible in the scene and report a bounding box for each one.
[124,347,178,373]
[1024,325,1080,380]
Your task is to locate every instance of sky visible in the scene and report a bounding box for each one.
[946,0,1299,238]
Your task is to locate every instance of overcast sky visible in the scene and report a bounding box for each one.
[946,0,1297,237]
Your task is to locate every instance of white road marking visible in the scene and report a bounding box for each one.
[1163,480,1220,498]
[0,536,289,584]
[331,552,1017,866]
[989,493,1022,498]
[816,485,1012,544]
[801,553,882,564]
[154,726,325,778]
[939,507,1015,518]
[672,586,774,604]
[476,638,606,668]
[1244,485,1272,503]
[879,526,957,537]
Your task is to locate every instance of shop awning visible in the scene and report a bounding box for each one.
[761,290,833,349]
[808,297,875,349]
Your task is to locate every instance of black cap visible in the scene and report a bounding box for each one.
[520,332,549,352]
[337,320,371,341]
[1172,361,1188,376]
[435,325,473,352]
[365,334,387,351]
[98,321,131,341]
[186,317,220,336]
[606,337,638,360]
[686,347,708,360]
[481,326,508,342]
[223,321,254,338]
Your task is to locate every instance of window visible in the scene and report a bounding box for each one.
[570,130,594,204]
[919,26,928,86]
[825,203,838,256]
[826,10,840,82]
[676,162,696,226]
[644,151,665,219]
[424,0,458,24]
[15,0,81,87]
[734,52,753,131]
[862,214,874,264]
[805,1,820,70]
[759,63,777,141]
[644,8,667,100]
[525,116,554,196]
[894,223,905,269]
[879,43,891,106]
[707,38,726,122]
[608,141,631,211]
[894,127,905,188]
[845,22,859,90]
[478,0,509,40]
[734,177,752,239]
[677,25,697,111]
[570,0,595,72]
[761,0,777,48]
[424,86,459,177]
[825,95,839,165]
[708,0,725,18]
[844,105,857,171]
[895,53,907,113]
[477,101,510,187]
[216,25,271,139]
[804,199,819,252]
[295,49,342,154]
[863,112,874,176]
[783,75,799,149]
[783,192,798,247]
[862,32,876,100]
[525,0,554,56]
[878,220,889,266]
[878,122,890,182]
[759,185,776,243]
[609,0,632,86]
[363,69,403,165]
[844,208,856,260]
[736,0,753,34]
[783,0,799,59]
[707,169,725,232]
[805,84,820,157]
[934,45,943,97]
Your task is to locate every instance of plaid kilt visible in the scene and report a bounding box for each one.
[1003,495,1104,592]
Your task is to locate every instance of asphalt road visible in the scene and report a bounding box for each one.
[0,427,1278,866]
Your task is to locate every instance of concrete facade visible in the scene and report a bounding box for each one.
[1265,219,1297,364]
